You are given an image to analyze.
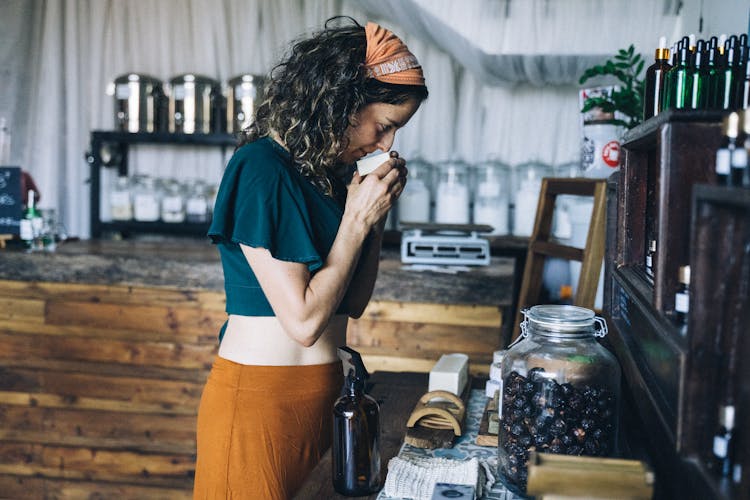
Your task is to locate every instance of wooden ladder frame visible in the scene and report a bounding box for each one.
[511,177,608,342]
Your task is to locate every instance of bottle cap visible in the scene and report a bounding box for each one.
[721,405,736,430]
[723,112,740,139]
[678,265,690,285]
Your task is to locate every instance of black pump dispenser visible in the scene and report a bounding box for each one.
[332,346,381,496]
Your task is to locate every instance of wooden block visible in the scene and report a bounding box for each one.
[476,392,499,447]
[526,452,654,499]
[404,380,471,449]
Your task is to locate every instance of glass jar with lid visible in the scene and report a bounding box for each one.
[132,175,161,222]
[397,159,433,224]
[185,179,211,223]
[512,163,552,236]
[434,161,470,224]
[497,305,621,495]
[472,161,510,235]
[161,179,186,223]
[110,176,133,221]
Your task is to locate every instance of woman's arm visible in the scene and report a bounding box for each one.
[241,160,404,347]
[343,156,408,317]
[341,217,386,318]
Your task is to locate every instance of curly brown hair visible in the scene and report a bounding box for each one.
[240,16,428,196]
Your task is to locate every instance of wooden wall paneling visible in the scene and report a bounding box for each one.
[0,367,204,413]
[0,442,195,488]
[0,474,191,500]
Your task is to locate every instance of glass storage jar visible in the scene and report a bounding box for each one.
[161,179,186,223]
[434,161,470,224]
[132,175,161,222]
[185,179,210,223]
[110,176,133,221]
[497,305,620,496]
[472,161,510,235]
[397,159,433,224]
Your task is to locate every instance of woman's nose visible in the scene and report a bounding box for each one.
[376,130,396,152]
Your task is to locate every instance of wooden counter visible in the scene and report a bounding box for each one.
[0,238,513,497]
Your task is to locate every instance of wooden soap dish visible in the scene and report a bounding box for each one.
[405,390,467,449]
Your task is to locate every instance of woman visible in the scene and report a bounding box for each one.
[194,17,428,499]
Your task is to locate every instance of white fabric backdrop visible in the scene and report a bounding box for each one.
[0,0,746,238]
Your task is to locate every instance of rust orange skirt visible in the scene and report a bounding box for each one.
[193,356,341,500]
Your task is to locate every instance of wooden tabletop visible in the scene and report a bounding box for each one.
[293,371,429,499]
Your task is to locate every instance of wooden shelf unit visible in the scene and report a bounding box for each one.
[604,109,749,499]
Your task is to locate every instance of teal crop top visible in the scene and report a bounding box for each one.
[208,137,346,317]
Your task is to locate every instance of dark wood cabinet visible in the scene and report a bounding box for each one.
[605,109,749,499]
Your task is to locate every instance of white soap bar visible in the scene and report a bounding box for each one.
[356,151,391,176]
[492,349,507,364]
[485,379,501,398]
[428,353,469,396]
[489,362,502,382]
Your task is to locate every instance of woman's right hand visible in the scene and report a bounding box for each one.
[343,155,405,230]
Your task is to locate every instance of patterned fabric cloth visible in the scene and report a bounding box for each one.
[378,389,525,500]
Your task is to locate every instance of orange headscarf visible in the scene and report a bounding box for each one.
[364,22,425,86]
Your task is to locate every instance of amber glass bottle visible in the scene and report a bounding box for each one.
[644,36,672,119]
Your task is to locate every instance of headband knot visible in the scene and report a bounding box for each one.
[364,22,425,86]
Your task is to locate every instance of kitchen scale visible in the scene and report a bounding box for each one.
[399,222,493,266]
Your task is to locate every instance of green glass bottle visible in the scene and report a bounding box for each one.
[706,37,722,109]
[719,36,739,110]
[732,34,747,108]
[688,40,709,109]
[665,40,691,110]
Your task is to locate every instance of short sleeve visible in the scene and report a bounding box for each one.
[208,143,324,272]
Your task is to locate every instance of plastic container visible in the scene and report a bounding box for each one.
[497,305,621,495]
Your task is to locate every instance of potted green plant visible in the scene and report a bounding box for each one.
[577,45,646,177]
[578,44,646,129]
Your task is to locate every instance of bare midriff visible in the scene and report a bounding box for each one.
[218,314,348,366]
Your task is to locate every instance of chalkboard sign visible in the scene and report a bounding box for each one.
[0,166,22,235]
